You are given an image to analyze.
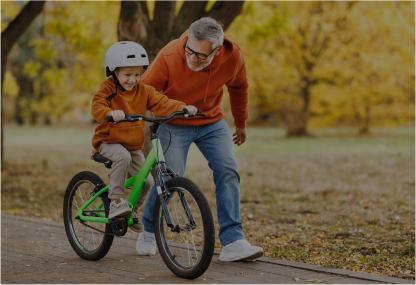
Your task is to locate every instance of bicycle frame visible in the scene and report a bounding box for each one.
[75,137,165,227]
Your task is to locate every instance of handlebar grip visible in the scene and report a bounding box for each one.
[105,116,115,123]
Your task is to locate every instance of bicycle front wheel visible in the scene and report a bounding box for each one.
[154,177,215,279]
[63,171,113,261]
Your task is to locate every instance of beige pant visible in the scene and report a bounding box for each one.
[99,143,154,209]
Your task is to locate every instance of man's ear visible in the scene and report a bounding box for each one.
[215,45,223,56]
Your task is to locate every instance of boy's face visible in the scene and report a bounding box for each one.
[115,66,143,91]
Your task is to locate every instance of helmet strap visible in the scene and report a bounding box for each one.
[105,72,125,102]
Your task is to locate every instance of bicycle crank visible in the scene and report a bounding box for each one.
[109,216,128,236]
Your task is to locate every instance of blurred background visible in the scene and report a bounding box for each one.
[1,1,415,279]
[1,1,414,132]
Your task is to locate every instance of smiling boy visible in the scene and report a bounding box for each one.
[91,42,196,233]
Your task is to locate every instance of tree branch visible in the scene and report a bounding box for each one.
[153,1,175,43]
[1,1,45,56]
[118,1,150,42]
[170,1,208,40]
[206,1,245,31]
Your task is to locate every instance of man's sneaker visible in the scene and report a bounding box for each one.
[219,239,264,262]
[108,198,132,219]
[129,212,144,233]
[136,231,157,255]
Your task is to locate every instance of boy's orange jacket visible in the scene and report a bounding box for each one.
[91,78,186,151]
[141,30,249,129]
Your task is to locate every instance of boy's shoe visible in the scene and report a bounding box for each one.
[129,212,144,233]
[136,231,157,255]
[108,198,132,219]
[219,239,264,262]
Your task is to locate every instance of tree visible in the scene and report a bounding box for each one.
[245,2,357,136]
[118,1,244,62]
[117,1,245,154]
[1,1,46,162]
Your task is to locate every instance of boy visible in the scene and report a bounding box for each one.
[91,41,197,233]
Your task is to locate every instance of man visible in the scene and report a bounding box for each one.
[93,17,263,261]
[140,17,264,262]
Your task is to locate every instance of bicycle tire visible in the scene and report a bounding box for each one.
[154,177,215,279]
[63,171,114,261]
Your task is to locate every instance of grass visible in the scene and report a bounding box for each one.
[2,123,415,279]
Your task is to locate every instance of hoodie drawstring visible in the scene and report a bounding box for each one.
[163,68,211,103]
[163,69,192,95]
[204,69,211,103]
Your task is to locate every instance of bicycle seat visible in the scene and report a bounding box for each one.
[93,153,112,169]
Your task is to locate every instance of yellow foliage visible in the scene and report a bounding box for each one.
[226,2,415,132]
[1,1,22,32]
[2,71,20,98]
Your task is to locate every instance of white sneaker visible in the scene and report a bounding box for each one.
[108,198,132,219]
[129,212,144,233]
[136,231,157,255]
[219,239,264,262]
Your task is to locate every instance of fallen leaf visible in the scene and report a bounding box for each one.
[404,270,411,275]
[292,277,299,281]
[26,265,31,267]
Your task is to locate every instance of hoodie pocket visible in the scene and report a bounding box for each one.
[107,123,144,147]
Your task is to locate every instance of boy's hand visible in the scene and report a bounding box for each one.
[111,110,125,121]
[184,105,197,114]
[233,127,246,146]
[90,148,97,160]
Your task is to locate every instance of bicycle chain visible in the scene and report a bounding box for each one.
[79,220,115,236]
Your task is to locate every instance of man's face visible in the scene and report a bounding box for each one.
[115,66,143,91]
[185,36,222,71]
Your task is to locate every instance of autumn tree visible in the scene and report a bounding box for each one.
[244,2,357,136]
[118,1,244,61]
[1,1,46,162]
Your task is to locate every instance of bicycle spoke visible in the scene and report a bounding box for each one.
[70,181,106,252]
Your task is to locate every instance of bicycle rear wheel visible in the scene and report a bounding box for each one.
[154,177,215,279]
[63,171,113,261]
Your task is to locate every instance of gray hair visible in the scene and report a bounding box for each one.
[189,17,224,48]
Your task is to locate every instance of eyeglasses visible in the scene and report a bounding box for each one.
[183,38,218,60]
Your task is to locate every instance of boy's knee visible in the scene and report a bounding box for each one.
[114,150,131,165]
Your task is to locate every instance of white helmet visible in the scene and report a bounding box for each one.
[104,41,149,77]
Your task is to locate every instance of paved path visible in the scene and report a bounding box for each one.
[1,214,412,284]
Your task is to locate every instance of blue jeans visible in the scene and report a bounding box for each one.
[141,119,245,246]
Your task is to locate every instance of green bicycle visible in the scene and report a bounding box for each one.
[63,110,215,279]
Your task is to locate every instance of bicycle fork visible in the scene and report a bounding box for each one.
[154,163,197,233]
[151,127,196,233]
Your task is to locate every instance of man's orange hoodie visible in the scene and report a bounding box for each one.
[91,78,186,151]
[141,30,249,129]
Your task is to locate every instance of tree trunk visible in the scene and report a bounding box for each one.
[1,0,46,163]
[286,80,311,137]
[117,0,245,157]
[0,51,8,164]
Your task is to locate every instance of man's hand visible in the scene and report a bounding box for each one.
[110,110,125,121]
[184,105,198,114]
[90,148,97,160]
[233,127,246,146]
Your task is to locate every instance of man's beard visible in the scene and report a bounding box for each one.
[186,54,215,72]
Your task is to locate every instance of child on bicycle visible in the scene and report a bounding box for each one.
[91,41,197,233]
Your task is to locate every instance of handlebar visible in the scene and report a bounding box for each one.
[105,109,206,124]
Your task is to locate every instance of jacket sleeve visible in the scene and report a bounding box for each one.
[146,86,186,116]
[91,82,113,124]
[141,53,169,93]
[225,49,249,129]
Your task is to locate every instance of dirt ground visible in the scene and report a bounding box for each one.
[2,124,415,280]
